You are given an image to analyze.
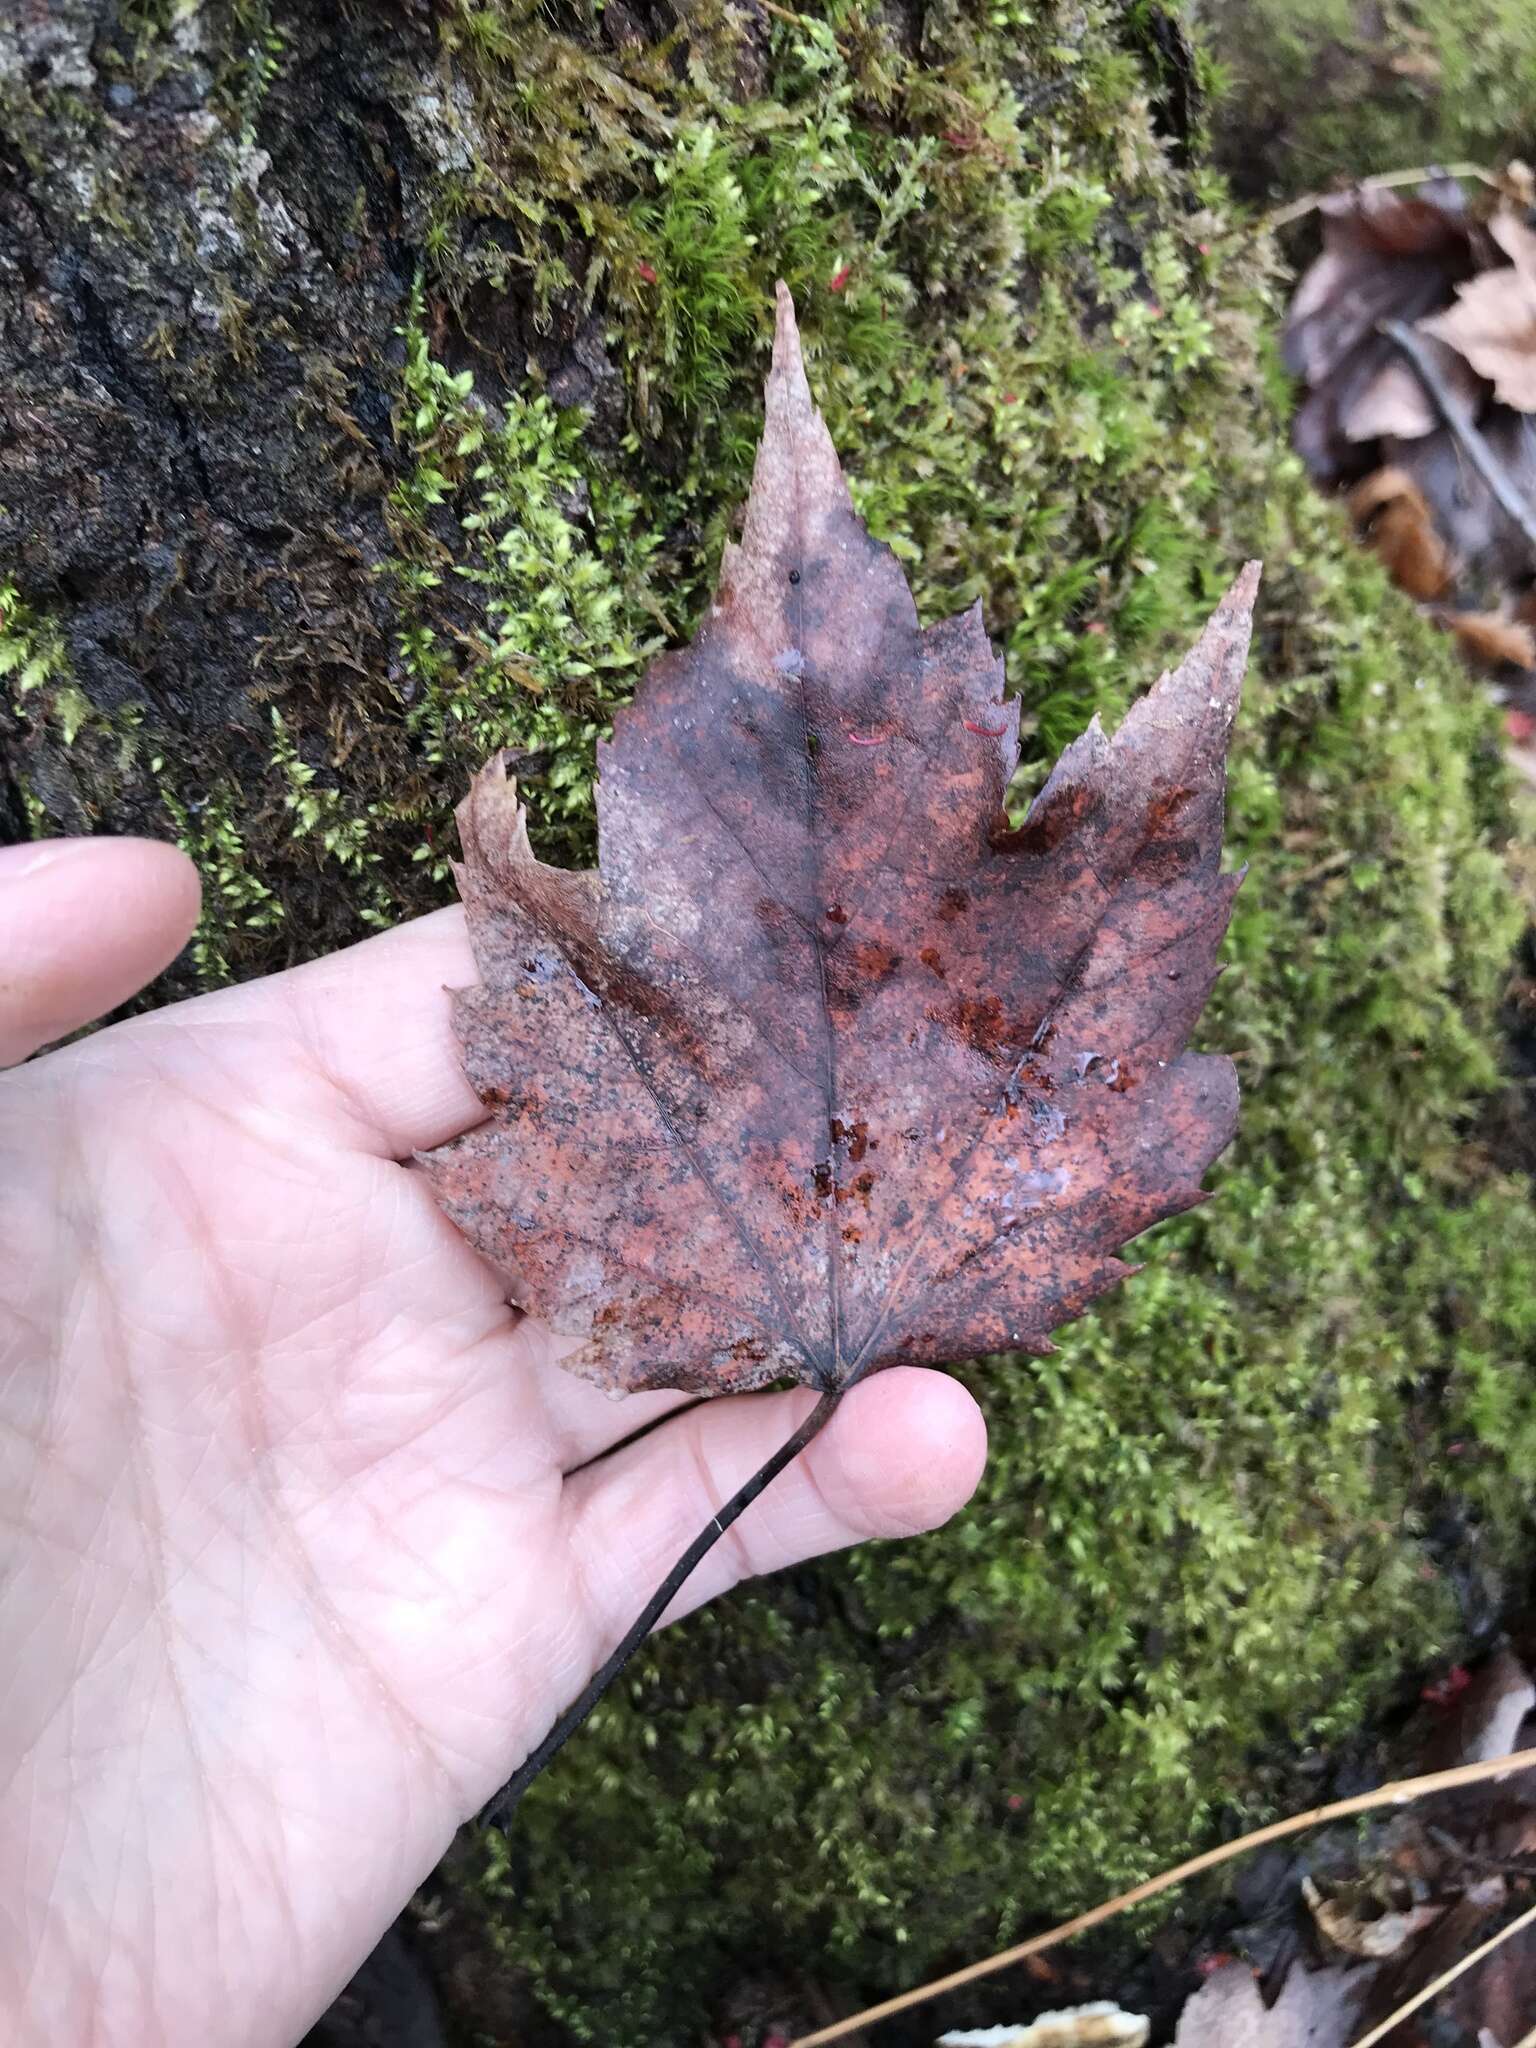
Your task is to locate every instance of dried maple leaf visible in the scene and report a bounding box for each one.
[1342,340,1481,446]
[425,287,1254,1405]
[1434,607,1536,673]
[1420,212,1536,415]
[428,288,1256,1821]
[1347,465,1455,599]
[1283,180,1481,483]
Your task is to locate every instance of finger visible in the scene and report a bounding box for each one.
[264,905,484,1155]
[129,902,481,1159]
[375,1163,697,1471]
[110,904,485,1160]
[563,1367,987,1643]
[0,837,201,1067]
[521,1337,696,1472]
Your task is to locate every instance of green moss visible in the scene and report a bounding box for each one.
[1200,0,1536,198]
[0,581,71,703]
[0,583,146,824]
[384,288,670,868]
[154,768,283,983]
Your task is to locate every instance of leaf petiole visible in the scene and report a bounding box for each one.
[478,1384,844,1828]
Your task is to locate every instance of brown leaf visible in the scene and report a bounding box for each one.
[1436,609,1536,672]
[1342,341,1482,445]
[1284,180,1480,483]
[1490,207,1536,291]
[1167,1652,1536,2048]
[1421,261,1536,414]
[1173,1961,1365,2048]
[1342,359,1439,442]
[425,288,1252,1399]
[1379,416,1536,595]
[1303,1873,1443,1960]
[1347,466,1455,599]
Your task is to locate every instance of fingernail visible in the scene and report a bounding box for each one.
[0,838,96,884]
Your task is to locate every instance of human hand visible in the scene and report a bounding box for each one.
[0,837,986,2047]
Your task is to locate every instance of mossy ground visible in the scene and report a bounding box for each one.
[7,1,1536,2042]
[1201,0,1536,201]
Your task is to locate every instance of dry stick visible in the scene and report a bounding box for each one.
[1262,161,1495,233]
[1347,1892,1536,2048]
[788,1746,1536,2048]
[1379,318,1536,560]
[757,0,851,51]
[478,1387,843,1829]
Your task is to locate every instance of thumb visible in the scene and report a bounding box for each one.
[0,837,202,1067]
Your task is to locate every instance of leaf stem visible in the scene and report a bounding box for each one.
[1260,161,1495,235]
[477,1385,844,1830]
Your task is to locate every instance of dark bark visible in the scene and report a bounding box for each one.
[0,0,626,989]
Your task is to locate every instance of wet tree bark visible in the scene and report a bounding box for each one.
[0,0,627,992]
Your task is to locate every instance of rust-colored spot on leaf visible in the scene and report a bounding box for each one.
[851,939,902,983]
[424,285,1255,1399]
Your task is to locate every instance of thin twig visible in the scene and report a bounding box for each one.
[1263,162,1496,233]
[478,1386,843,1829]
[1379,318,1536,559]
[756,0,852,54]
[788,1745,1536,2046]
[1347,1892,1536,2048]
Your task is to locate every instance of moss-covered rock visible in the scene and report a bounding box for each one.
[5,2,1536,2042]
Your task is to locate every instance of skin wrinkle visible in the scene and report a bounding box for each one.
[297,1460,504,1697]
[109,1286,227,2031]
[278,1302,524,1483]
[100,1040,353,1194]
[552,1499,627,1693]
[254,1381,469,1802]
[3,1290,127,1784]
[58,1127,304,2035]
[274,947,477,1163]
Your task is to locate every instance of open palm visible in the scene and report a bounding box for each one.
[0,838,984,2048]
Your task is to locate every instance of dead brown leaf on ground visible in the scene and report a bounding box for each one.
[1284,181,1536,711]
[1283,180,1482,483]
[1376,413,1536,595]
[1170,1651,1536,2048]
[1341,345,1480,445]
[1174,1956,1366,2048]
[1348,466,1455,597]
[1421,253,1536,415]
[1435,609,1536,673]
